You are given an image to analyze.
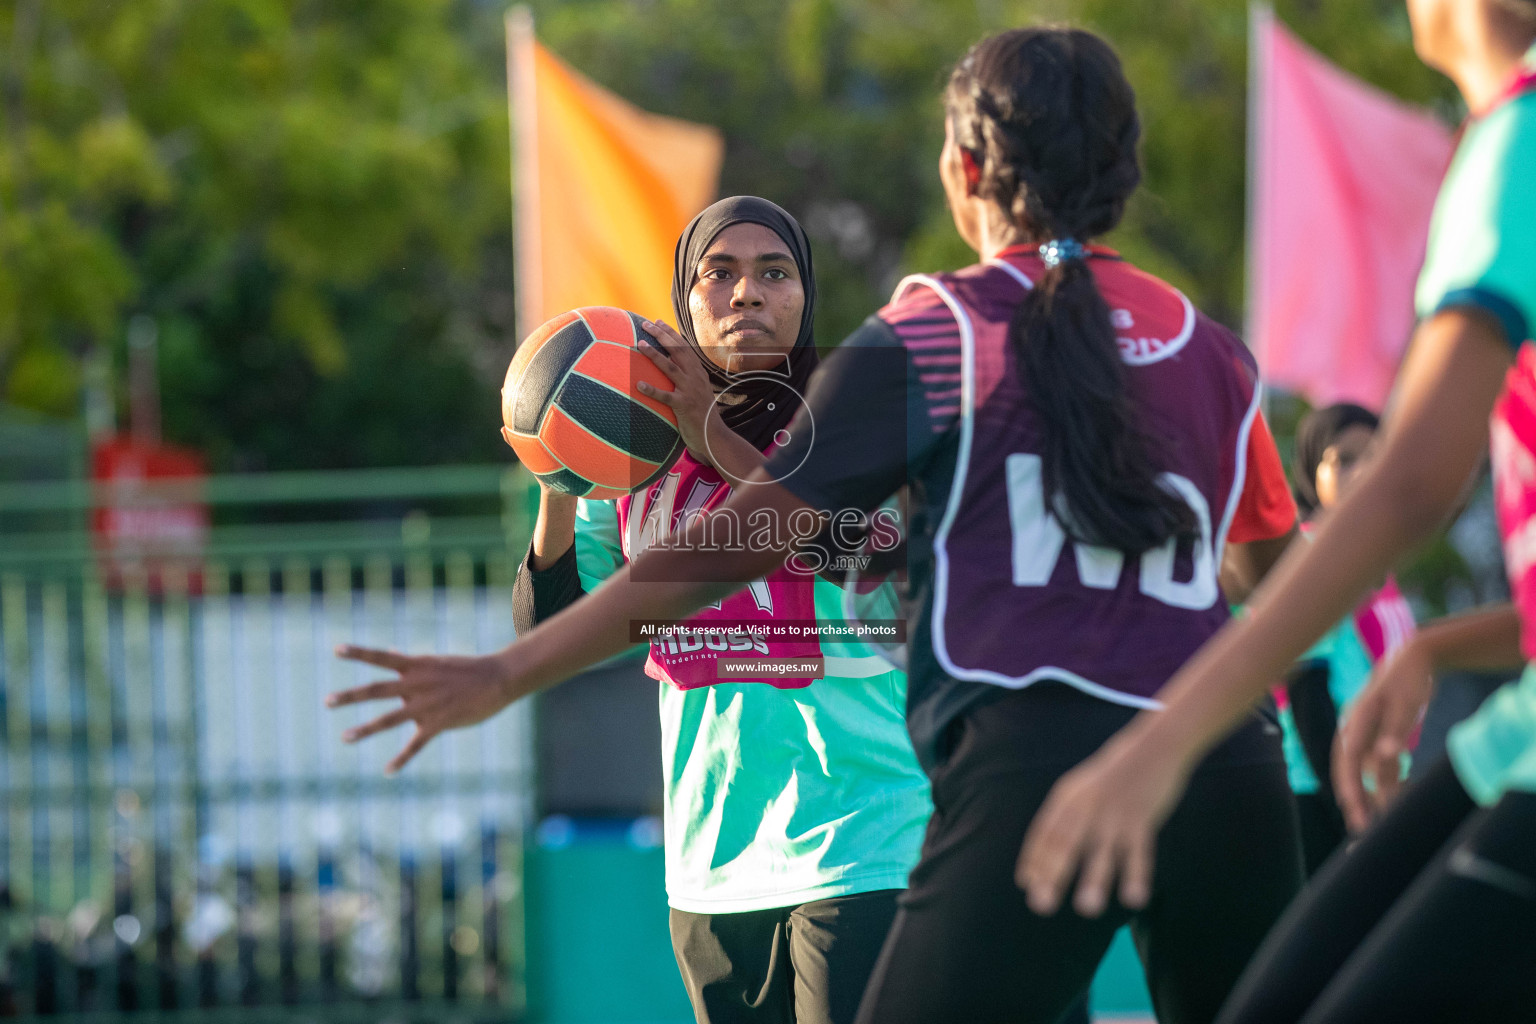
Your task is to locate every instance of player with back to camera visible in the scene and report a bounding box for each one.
[340,195,933,1024]
[1013,0,1536,1020]
[328,27,1306,1023]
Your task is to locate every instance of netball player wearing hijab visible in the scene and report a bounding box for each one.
[341,196,931,1024]
[329,29,1303,1022]
[1016,1,1536,1019]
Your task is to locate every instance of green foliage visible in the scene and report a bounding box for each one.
[1,0,1493,607]
[1,0,1464,474]
[528,0,983,350]
[1,0,512,466]
[528,0,1461,342]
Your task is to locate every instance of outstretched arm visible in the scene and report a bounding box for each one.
[330,473,814,772]
[330,323,918,772]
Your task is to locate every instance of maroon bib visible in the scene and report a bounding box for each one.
[909,250,1263,705]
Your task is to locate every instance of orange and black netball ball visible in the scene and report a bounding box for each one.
[501,306,685,499]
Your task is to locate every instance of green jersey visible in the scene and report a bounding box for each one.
[1414,48,1536,346]
[573,499,932,912]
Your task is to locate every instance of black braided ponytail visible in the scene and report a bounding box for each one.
[947,27,1195,553]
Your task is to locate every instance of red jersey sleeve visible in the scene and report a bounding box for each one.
[1227,411,1297,544]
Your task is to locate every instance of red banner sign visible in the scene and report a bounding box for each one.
[91,436,209,593]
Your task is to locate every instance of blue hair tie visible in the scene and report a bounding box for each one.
[1039,238,1085,269]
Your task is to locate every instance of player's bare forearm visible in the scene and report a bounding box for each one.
[1416,603,1524,673]
[1127,310,1511,769]
[531,489,580,569]
[331,475,816,773]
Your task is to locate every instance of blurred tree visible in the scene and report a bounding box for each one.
[528,0,988,353]
[0,0,1488,609]
[1,0,512,469]
[0,0,1467,482]
[528,0,1460,343]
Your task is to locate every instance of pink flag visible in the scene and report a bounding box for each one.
[1249,9,1454,409]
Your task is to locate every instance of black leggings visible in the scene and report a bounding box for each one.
[1286,662,1349,873]
[854,684,1303,1024]
[1217,757,1536,1024]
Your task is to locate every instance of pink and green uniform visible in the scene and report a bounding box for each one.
[573,448,931,914]
[616,448,823,689]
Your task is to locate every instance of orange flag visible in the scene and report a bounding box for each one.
[506,8,724,339]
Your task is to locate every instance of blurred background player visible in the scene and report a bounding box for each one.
[350,196,932,1024]
[330,26,1305,1024]
[1292,404,1418,669]
[1279,403,1417,872]
[1017,0,1536,1019]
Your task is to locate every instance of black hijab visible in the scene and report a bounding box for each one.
[1292,402,1380,518]
[671,196,819,450]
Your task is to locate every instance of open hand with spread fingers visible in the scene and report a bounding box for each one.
[327,646,523,775]
[634,318,723,463]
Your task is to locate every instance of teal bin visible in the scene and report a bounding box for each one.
[524,822,694,1024]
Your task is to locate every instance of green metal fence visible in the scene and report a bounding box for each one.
[0,464,538,1021]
